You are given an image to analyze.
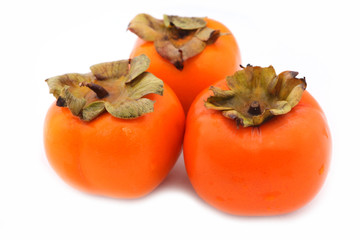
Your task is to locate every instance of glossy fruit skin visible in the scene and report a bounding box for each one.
[44,84,185,198]
[130,18,241,113]
[184,80,332,216]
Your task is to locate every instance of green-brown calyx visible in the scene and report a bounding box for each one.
[46,54,164,121]
[205,65,307,127]
[128,14,223,70]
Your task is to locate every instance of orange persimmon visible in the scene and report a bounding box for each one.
[129,14,241,113]
[184,65,331,215]
[44,55,185,198]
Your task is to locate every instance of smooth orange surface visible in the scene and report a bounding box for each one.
[184,80,332,216]
[130,18,241,113]
[44,84,185,198]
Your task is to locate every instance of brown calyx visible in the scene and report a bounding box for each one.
[46,54,164,121]
[205,65,307,127]
[128,14,224,70]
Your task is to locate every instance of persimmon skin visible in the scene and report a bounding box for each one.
[184,80,332,216]
[130,18,241,113]
[44,84,185,198]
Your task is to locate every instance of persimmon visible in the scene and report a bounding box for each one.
[44,55,185,198]
[184,65,331,215]
[128,14,241,113]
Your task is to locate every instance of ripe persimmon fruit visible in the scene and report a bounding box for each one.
[184,65,331,215]
[128,14,241,113]
[44,55,185,198]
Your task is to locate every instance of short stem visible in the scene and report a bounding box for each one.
[248,101,261,116]
[81,82,109,99]
[174,49,184,70]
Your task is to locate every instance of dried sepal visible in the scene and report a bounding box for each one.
[125,54,151,83]
[81,101,105,121]
[128,14,163,41]
[46,54,164,121]
[128,13,224,70]
[45,73,92,98]
[62,86,87,116]
[163,15,207,29]
[90,60,129,80]
[205,65,307,127]
[104,98,155,119]
[127,72,164,99]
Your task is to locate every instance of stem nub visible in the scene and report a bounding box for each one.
[81,82,109,99]
[248,101,261,116]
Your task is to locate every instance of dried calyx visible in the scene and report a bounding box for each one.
[46,54,164,121]
[205,65,307,127]
[128,14,223,70]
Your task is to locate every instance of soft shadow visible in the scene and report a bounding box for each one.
[153,151,198,198]
[87,151,198,204]
[67,151,197,204]
[151,149,324,220]
[81,150,325,220]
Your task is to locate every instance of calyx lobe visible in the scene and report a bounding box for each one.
[205,65,307,127]
[128,14,223,70]
[46,54,164,121]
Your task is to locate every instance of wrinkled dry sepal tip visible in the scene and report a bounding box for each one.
[205,65,307,127]
[46,54,164,121]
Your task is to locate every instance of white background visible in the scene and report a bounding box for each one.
[1,0,359,239]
